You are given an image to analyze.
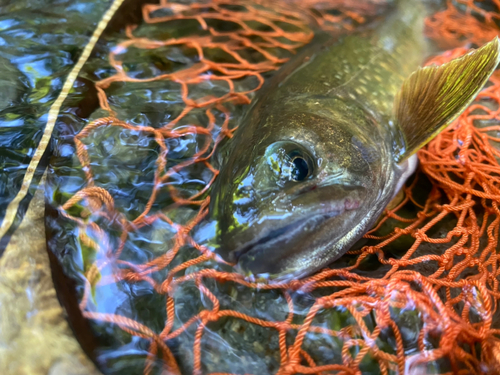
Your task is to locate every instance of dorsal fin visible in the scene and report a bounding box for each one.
[393,37,500,162]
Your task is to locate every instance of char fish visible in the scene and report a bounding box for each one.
[208,0,500,281]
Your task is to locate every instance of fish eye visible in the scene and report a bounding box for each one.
[290,155,310,181]
[263,141,314,184]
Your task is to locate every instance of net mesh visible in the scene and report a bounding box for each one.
[57,0,500,373]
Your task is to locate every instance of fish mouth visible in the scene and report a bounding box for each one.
[229,209,343,264]
[226,191,363,268]
[214,183,367,280]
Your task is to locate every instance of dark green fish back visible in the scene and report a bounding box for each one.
[209,0,431,281]
[274,0,426,125]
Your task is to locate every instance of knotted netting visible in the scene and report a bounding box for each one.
[47,0,500,374]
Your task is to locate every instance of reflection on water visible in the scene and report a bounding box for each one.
[46,1,314,373]
[43,0,442,373]
[0,0,497,374]
[0,0,112,228]
[45,1,380,373]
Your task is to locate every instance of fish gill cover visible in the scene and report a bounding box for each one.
[44,0,500,374]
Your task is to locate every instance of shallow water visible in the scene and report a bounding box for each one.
[1,0,499,374]
[43,1,446,374]
[45,1,305,373]
[0,0,115,233]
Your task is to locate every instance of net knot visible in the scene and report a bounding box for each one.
[394,226,412,235]
[317,297,331,309]
[199,310,219,323]
[275,321,290,332]
[280,362,299,375]
[288,279,304,291]
[416,211,427,220]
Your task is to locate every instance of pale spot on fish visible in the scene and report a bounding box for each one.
[379,62,391,71]
[357,86,368,94]
[323,82,330,87]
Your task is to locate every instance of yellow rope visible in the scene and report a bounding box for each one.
[0,0,125,240]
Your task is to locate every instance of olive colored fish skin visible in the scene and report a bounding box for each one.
[210,1,426,281]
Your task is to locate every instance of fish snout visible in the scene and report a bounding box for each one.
[287,183,367,211]
[214,183,368,281]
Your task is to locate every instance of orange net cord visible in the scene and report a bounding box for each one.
[55,0,500,374]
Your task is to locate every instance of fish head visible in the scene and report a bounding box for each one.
[207,36,500,282]
[209,98,395,281]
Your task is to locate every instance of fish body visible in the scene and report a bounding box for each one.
[208,0,500,281]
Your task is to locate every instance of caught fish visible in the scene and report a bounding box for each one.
[208,0,500,281]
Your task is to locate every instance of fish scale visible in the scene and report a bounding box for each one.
[271,4,426,128]
[208,0,500,281]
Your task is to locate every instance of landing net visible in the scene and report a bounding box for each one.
[57,0,500,373]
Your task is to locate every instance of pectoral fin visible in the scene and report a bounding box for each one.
[393,37,500,162]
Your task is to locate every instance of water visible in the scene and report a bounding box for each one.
[44,1,439,373]
[0,0,497,374]
[44,1,313,373]
[0,0,114,232]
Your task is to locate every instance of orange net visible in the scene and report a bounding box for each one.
[52,0,500,374]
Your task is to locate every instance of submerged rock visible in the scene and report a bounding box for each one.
[0,175,99,375]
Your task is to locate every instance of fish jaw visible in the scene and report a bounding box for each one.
[204,0,433,281]
[215,183,372,281]
[208,104,399,281]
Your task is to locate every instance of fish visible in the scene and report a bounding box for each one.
[207,0,500,282]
